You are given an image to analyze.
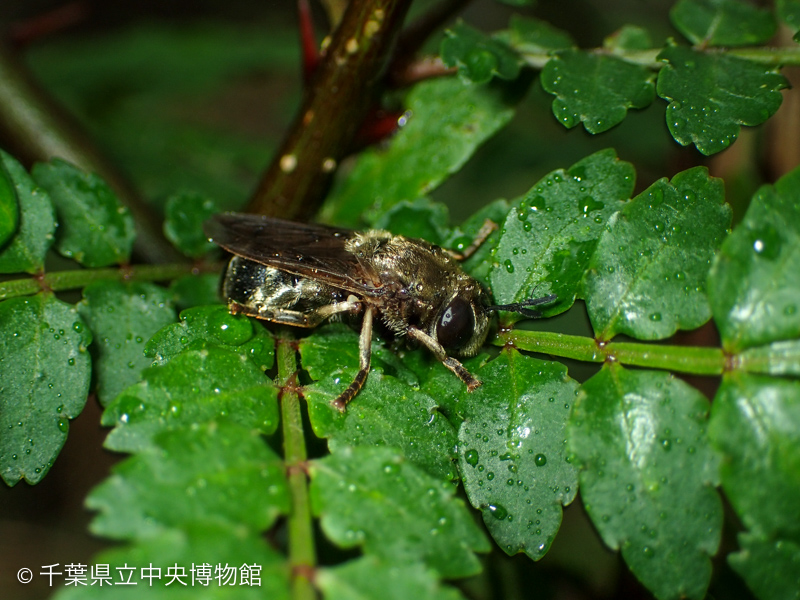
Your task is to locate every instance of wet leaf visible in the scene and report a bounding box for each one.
[0,293,92,485]
[445,197,510,287]
[708,166,800,352]
[501,15,575,55]
[0,150,56,274]
[145,304,274,372]
[310,446,490,577]
[709,374,800,541]
[441,21,521,85]
[670,0,776,46]
[456,349,579,560]
[163,191,220,258]
[32,158,136,267]
[78,281,176,406]
[490,149,633,318]
[88,421,289,540]
[604,25,653,52]
[317,556,465,600]
[728,531,800,600]
[569,365,722,600]
[322,76,526,225]
[657,45,787,156]
[300,325,455,481]
[168,272,221,310]
[541,49,656,133]
[584,167,729,341]
[103,347,278,454]
[369,197,450,245]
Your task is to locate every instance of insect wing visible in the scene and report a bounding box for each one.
[205,213,382,296]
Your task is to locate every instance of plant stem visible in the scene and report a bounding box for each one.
[276,332,316,600]
[0,262,219,300]
[495,329,725,376]
[247,0,412,220]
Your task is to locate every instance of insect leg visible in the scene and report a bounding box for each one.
[405,327,482,391]
[228,298,362,328]
[331,305,374,412]
[446,219,498,261]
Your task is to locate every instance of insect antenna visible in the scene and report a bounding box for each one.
[487,294,558,319]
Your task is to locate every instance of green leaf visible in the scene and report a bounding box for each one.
[739,339,800,376]
[78,281,176,406]
[569,365,722,600]
[0,154,18,249]
[144,304,274,372]
[103,347,279,453]
[657,45,787,156]
[163,191,220,258]
[441,21,521,85]
[728,531,800,600]
[299,324,456,481]
[168,273,221,310]
[708,167,800,352]
[369,197,451,245]
[53,523,290,600]
[456,349,578,560]
[32,158,136,267]
[310,446,490,577]
[777,0,800,32]
[670,0,776,46]
[584,167,730,341]
[445,198,510,287]
[501,15,575,55]
[88,421,289,540]
[709,374,800,540]
[322,76,525,225]
[604,25,653,52]
[541,49,656,133]
[317,556,465,600]
[0,293,92,485]
[0,150,56,274]
[490,149,634,317]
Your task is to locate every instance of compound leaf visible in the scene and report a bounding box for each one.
[456,349,579,560]
[657,45,787,156]
[708,166,800,352]
[491,149,633,318]
[88,421,289,540]
[78,281,176,406]
[310,446,490,578]
[584,166,729,341]
[670,0,776,46]
[103,347,279,454]
[0,293,92,485]
[541,49,656,133]
[0,151,57,274]
[32,159,136,267]
[569,365,722,600]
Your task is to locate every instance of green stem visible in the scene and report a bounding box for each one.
[0,262,220,300]
[276,332,316,600]
[495,329,725,376]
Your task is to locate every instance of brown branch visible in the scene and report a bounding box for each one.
[246,0,413,220]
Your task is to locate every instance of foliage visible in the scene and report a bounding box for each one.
[1,1,799,600]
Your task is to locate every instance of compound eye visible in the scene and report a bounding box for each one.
[436,298,475,350]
